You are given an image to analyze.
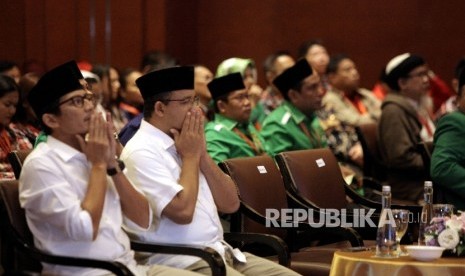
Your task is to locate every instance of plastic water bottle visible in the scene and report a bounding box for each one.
[418,181,433,245]
[376,185,397,257]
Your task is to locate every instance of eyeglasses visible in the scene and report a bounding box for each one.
[407,71,429,79]
[58,93,97,108]
[164,96,199,106]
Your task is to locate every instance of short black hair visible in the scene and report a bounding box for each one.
[297,39,324,59]
[141,50,177,72]
[326,54,349,75]
[263,50,292,74]
[0,60,18,73]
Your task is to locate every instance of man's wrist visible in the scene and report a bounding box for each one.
[107,159,125,176]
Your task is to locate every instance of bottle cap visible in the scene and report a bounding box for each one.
[382,185,391,192]
[424,181,433,187]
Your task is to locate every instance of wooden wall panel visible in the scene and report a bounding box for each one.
[110,0,143,70]
[42,0,79,68]
[1,0,465,88]
[143,0,168,55]
[0,0,25,63]
[24,0,46,64]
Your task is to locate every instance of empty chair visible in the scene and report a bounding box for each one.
[220,155,364,276]
[275,148,378,240]
[275,148,422,244]
[355,123,387,182]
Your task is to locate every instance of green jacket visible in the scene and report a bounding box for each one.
[431,111,465,211]
[205,114,267,164]
[260,101,327,156]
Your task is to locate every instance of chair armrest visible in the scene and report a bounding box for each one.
[20,242,133,276]
[130,241,225,276]
[224,232,290,267]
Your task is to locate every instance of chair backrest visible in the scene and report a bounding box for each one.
[0,180,135,275]
[0,179,41,272]
[219,155,287,239]
[275,148,348,210]
[355,123,387,181]
[8,149,32,179]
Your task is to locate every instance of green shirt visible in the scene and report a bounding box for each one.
[431,111,465,210]
[205,114,267,164]
[260,101,327,156]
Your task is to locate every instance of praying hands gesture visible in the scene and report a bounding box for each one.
[76,112,117,168]
[171,108,206,162]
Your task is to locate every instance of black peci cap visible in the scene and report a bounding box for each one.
[136,66,194,100]
[272,59,313,99]
[28,60,84,118]
[208,72,245,100]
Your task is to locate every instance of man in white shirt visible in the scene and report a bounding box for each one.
[121,66,300,275]
[20,60,198,275]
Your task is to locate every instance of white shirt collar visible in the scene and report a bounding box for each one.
[47,136,84,163]
[139,120,175,151]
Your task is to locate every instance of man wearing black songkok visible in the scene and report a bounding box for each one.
[121,66,300,276]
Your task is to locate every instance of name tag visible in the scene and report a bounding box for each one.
[257,165,267,174]
[316,158,326,167]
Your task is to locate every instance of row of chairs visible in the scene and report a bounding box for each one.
[219,148,423,274]
[2,150,294,275]
[5,145,423,275]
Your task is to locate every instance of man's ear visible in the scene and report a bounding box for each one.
[41,113,59,130]
[154,101,165,117]
[217,100,227,114]
[287,89,299,104]
[398,78,408,90]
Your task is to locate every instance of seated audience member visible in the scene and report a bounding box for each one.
[379,53,433,202]
[92,64,126,130]
[260,51,295,121]
[118,65,212,145]
[121,66,300,276]
[216,57,264,129]
[194,64,214,120]
[205,72,268,164]
[434,57,465,120]
[431,67,465,211]
[119,68,144,121]
[260,59,363,172]
[11,72,41,144]
[20,61,195,275]
[0,75,33,179]
[297,39,331,91]
[0,60,21,84]
[81,70,107,115]
[324,54,381,126]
